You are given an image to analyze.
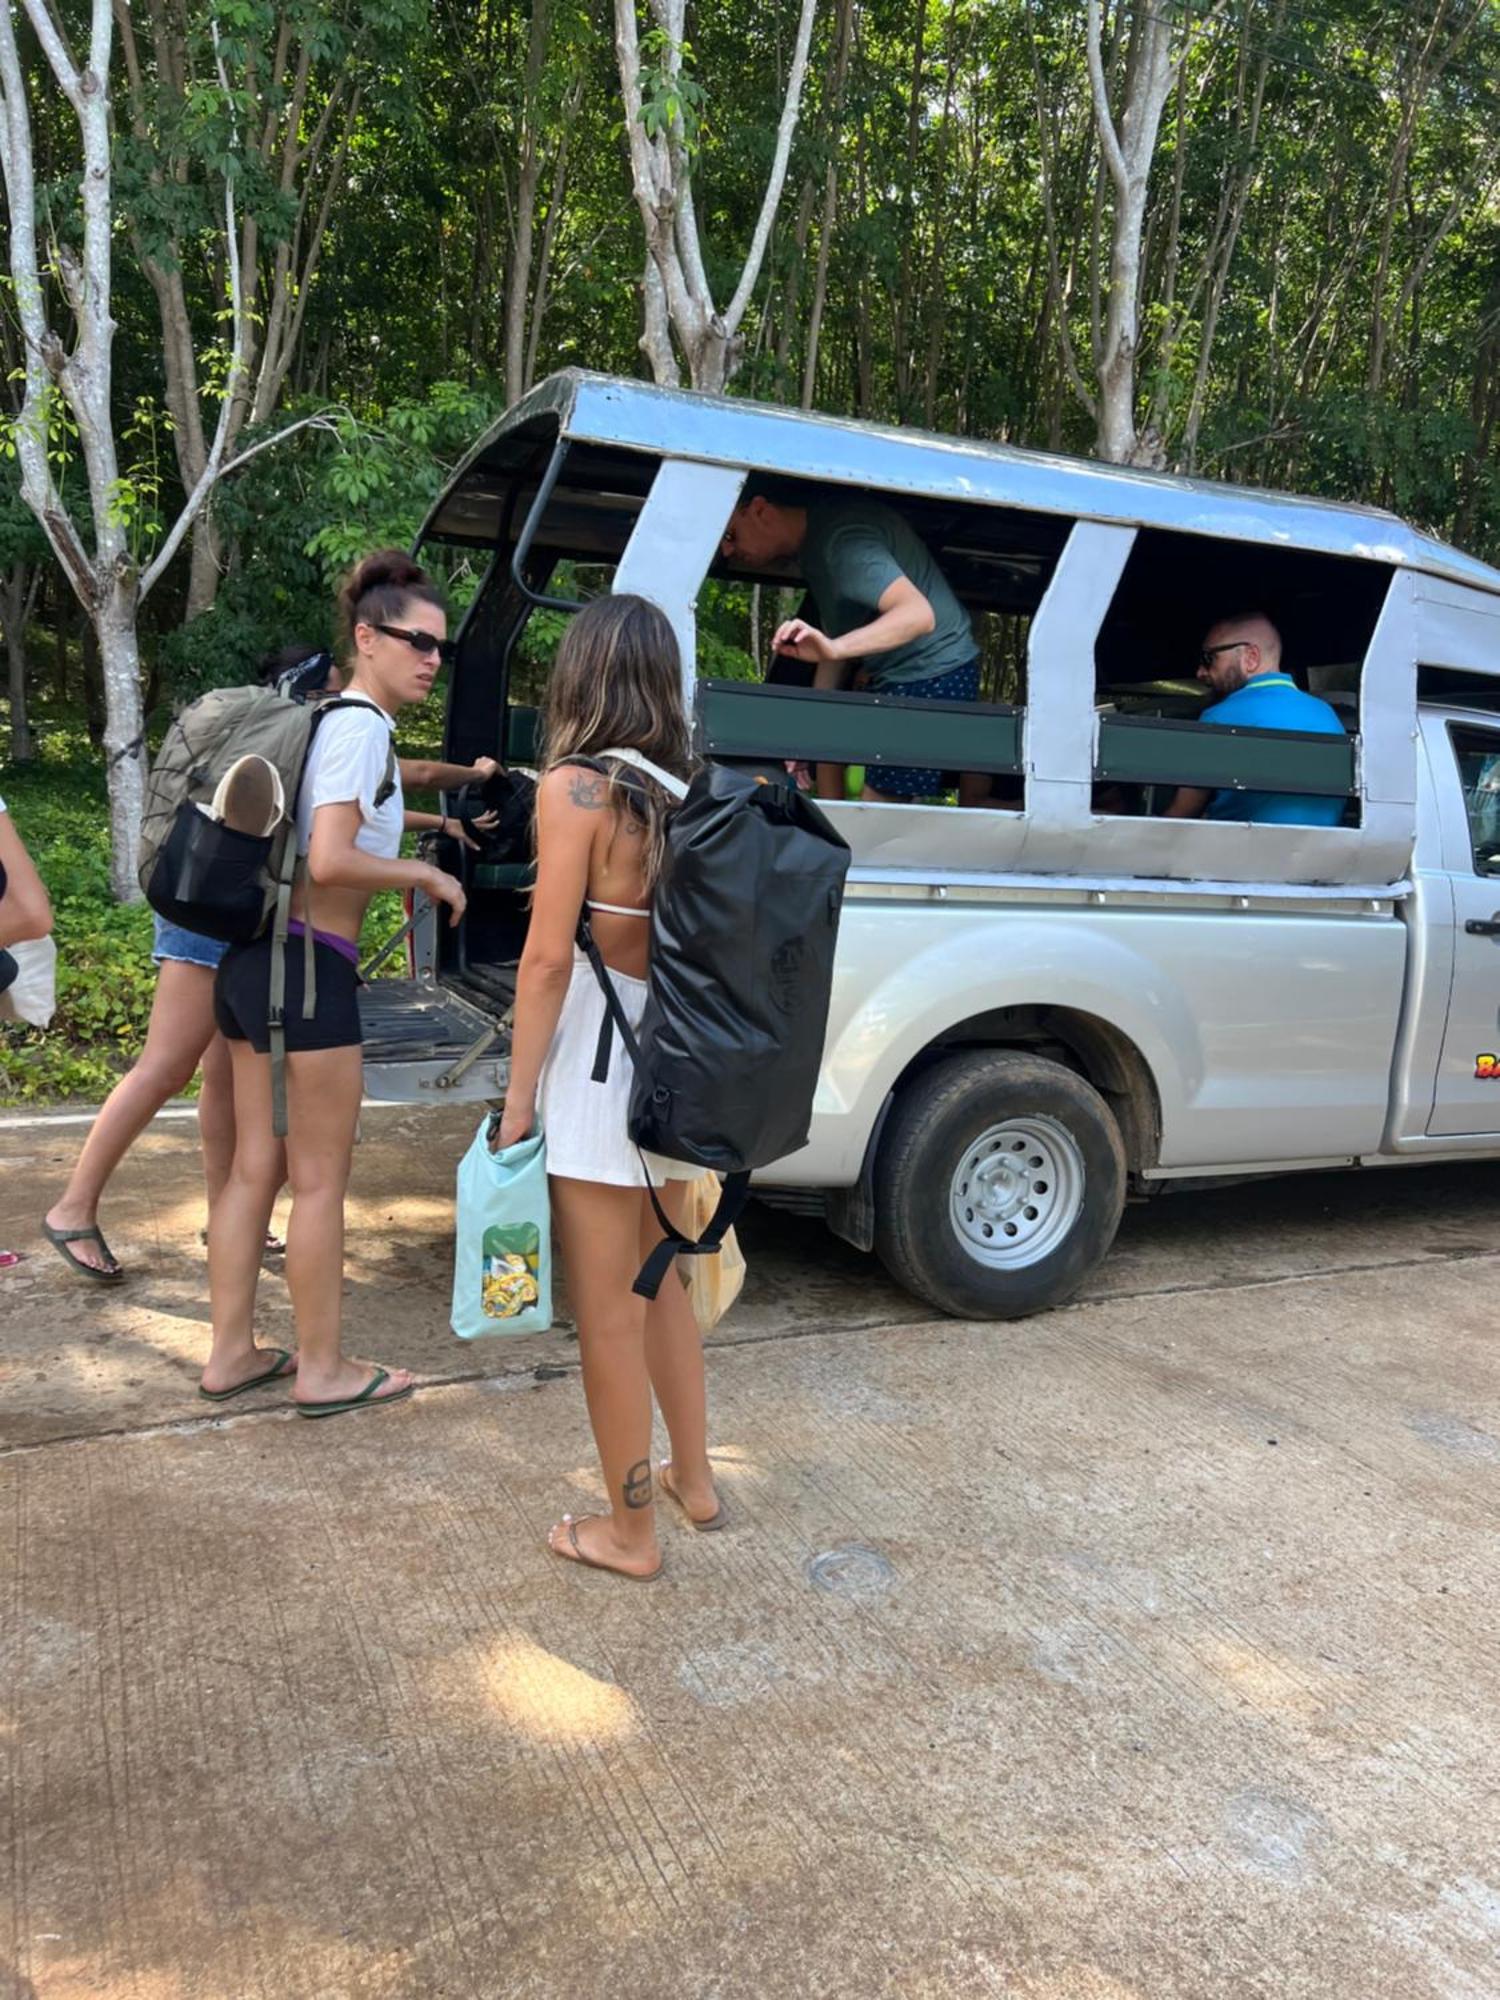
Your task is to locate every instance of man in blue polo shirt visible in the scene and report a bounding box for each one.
[1163,613,1346,826]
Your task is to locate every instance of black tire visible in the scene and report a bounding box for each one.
[874,1050,1127,1319]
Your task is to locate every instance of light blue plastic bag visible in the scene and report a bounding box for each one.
[451,1115,553,1339]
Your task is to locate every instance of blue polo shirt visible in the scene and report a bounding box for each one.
[1200,673,1347,825]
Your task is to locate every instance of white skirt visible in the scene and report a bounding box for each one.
[536,953,700,1188]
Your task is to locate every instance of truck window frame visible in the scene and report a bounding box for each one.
[1090,527,1387,827]
[1445,722,1500,878]
[697,479,1073,807]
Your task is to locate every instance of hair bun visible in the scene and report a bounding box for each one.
[341,548,428,613]
[338,548,442,645]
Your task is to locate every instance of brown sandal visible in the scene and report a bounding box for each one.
[657,1460,728,1532]
[548,1514,663,1582]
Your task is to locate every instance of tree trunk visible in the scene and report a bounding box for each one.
[98,585,147,900]
[523,84,580,394]
[801,0,855,411]
[186,516,222,623]
[504,0,552,407]
[1087,0,1178,464]
[80,619,104,744]
[614,0,816,394]
[2,563,34,762]
[50,581,69,702]
[640,256,681,387]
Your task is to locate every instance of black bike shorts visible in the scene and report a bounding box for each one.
[214,934,362,1054]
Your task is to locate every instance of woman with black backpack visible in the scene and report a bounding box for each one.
[37,640,491,1288]
[498,594,724,1581]
[203,551,466,1414]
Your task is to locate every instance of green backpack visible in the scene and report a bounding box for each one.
[139,687,396,1132]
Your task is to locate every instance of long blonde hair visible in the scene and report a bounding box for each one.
[539,594,694,890]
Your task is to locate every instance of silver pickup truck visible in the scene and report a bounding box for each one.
[360,371,1500,1319]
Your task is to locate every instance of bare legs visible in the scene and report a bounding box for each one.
[204,1041,413,1403]
[641,1180,719,1522]
[196,1029,239,1212]
[45,960,221,1272]
[547,1174,719,1576]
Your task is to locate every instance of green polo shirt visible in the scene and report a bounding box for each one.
[801,498,976,689]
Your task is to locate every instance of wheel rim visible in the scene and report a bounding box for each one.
[948,1115,1086,1271]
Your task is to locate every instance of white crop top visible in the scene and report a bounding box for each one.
[296,700,403,859]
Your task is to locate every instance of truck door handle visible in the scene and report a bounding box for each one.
[1465,916,1500,936]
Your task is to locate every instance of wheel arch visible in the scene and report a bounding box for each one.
[917,1003,1162,1176]
[825,1004,1162,1254]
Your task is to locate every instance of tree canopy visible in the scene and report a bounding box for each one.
[3,0,1497,777]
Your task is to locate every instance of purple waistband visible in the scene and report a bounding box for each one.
[287,918,360,968]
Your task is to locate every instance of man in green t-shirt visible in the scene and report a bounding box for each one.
[720,487,981,803]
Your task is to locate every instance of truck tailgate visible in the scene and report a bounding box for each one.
[359,978,509,1105]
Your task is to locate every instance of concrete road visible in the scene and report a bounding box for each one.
[2,1107,1498,1997]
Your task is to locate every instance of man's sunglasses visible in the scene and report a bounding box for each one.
[1198,640,1250,669]
[374,622,456,666]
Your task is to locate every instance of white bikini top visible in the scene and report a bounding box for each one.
[581,746,690,924]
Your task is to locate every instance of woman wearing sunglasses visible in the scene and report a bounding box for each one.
[204,550,467,1415]
[270,641,502,848]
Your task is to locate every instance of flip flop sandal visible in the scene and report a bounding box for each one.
[657,1460,728,1532]
[41,1221,124,1283]
[198,1348,297,1402]
[295,1366,416,1420]
[550,1514,664,1582]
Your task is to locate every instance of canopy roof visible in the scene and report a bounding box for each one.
[419,370,1500,599]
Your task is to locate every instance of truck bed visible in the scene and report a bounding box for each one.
[359,976,510,1104]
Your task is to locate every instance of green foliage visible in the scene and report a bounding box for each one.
[151,380,505,711]
[0,734,158,1104]
[8,0,1500,1092]
[638,29,706,154]
[0,718,430,1101]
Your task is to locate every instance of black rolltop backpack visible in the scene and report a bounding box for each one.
[572,749,851,1299]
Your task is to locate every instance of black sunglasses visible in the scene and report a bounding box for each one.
[374,622,456,666]
[1198,640,1251,669]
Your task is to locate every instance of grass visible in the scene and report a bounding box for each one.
[1,715,423,1106]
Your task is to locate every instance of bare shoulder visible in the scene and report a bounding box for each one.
[538,763,610,821]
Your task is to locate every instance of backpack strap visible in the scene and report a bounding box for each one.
[267,846,297,1139]
[575,910,746,1300]
[635,1170,751,1303]
[595,745,690,800]
[374,736,397,808]
[307,696,398,806]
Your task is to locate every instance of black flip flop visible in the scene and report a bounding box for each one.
[295,1366,416,1420]
[41,1221,124,1283]
[198,1348,297,1402]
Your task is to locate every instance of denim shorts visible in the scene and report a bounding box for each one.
[863,659,981,800]
[151,913,229,970]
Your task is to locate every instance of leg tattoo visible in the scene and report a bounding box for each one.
[623,1458,653,1510]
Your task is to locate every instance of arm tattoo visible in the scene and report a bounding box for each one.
[567,771,607,811]
[623,1458,653,1510]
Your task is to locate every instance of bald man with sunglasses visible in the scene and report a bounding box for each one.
[1163,613,1347,826]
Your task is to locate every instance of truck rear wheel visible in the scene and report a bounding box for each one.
[874,1050,1127,1319]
